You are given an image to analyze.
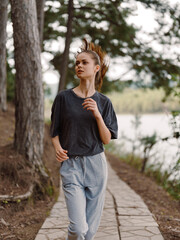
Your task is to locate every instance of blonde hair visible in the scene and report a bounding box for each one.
[77,38,109,91]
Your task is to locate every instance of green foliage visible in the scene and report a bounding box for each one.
[140,132,157,172]
[44,82,52,97]
[46,210,50,217]
[5,0,180,101]
[45,119,51,125]
[45,185,54,197]
[170,110,180,139]
[43,0,180,95]
[6,0,180,98]
[44,0,139,91]
[140,133,157,149]
[120,153,143,170]
[107,88,180,114]
[7,62,15,101]
[119,113,158,172]
[145,162,180,200]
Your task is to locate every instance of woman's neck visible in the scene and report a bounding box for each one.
[74,81,96,98]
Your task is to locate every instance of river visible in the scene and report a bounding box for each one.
[116,113,180,179]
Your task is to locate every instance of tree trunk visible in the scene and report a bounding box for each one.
[36,0,45,48]
[141,150,149,173]
[58,0,74,91]
[10,0,46,176]
[0,0,8,112]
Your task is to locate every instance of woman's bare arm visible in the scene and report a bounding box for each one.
[51,136,69,162]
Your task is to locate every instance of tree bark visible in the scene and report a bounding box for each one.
[0,0,8,112]
[10,0,46,176]
[58,0,74,91]
[36,0,45,48]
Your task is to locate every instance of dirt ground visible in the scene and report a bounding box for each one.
[0,103,60,240]
[0,102,180,240]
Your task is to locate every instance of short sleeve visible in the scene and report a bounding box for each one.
[103,100,118,139]
[50,94,62,138]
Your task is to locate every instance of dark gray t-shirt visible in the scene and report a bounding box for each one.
[50,88,118,157]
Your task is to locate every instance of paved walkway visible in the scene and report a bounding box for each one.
[35,161,164,240]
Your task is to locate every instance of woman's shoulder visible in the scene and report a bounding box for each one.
[55,89,72,99]
[96,91,111,104]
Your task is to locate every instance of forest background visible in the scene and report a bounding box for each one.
[1,0,180,197]
[0,0,180,239]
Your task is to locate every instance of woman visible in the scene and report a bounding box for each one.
[50,39,118,240]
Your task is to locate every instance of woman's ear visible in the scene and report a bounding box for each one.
[96,65,100,73]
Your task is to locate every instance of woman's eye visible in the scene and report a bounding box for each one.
[75,61,88,65]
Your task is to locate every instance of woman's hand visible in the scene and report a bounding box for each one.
[51,136,68,162]
[55,147,69,162]
[82,98,101,119]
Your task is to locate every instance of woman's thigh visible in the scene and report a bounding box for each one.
[63,183,88,232]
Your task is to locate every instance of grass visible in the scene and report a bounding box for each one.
[105,141,180,200]
[107,88,180,114]
[145,164,180,200]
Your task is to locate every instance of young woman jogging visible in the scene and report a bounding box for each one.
[50,39,118,240]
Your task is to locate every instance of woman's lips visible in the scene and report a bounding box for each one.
[77,70,84,73]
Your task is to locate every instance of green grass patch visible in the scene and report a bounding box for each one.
[145,164,180,200]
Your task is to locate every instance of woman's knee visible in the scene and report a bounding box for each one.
[85,229,97,240]
[68,223,88,238]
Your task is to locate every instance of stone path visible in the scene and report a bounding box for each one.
[35,161,164,240]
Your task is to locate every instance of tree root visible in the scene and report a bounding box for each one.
[0,184,34,202]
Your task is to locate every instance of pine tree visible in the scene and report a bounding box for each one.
[0,0,8,111]
[10,0,46,177]
[36,0,45,48]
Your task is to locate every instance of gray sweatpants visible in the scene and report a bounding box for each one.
[60,152,108,240]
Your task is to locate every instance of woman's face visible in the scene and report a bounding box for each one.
[75,52,99,80]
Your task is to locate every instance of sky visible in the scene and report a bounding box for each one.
[6,0,179,86]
